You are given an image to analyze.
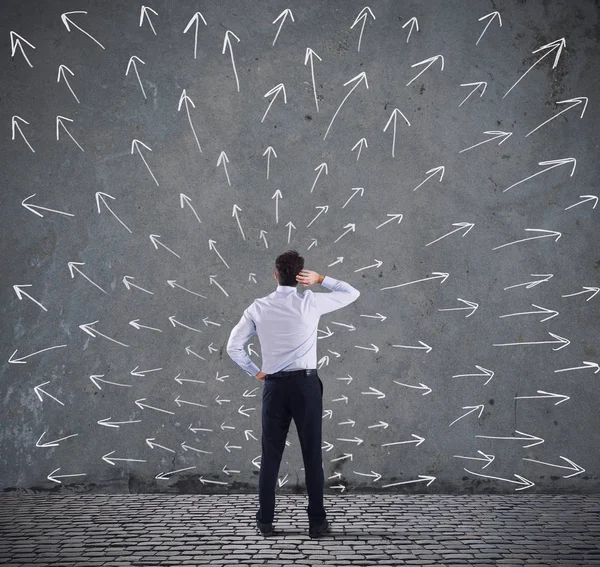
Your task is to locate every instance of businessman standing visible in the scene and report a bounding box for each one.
[226,250,360,538]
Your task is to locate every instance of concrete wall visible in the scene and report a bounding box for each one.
[1,0,599,494]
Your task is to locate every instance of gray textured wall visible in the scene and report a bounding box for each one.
[1,0,599,495]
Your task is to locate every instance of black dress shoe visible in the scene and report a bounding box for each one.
[256,519,274,536]
[308,519,330,538]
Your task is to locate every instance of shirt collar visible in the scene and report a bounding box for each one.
[276,285,298,294]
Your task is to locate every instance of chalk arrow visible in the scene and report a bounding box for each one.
[355,344,379,353]
[68,261,107,294]
[169,316,203,333]
[13,284,47,311]
[459,81,487,107]
[57,65,79,103]
[8,344,67,364]
[304,48,322,112]
[375,213,403,229]
[452,365,495,385]
[337,436,363,445]
[438,298,479,318]
[354,259,382,272]
[96,192,131,233]
[179,193,202,224]
[232,204,246,241]
[47,468,87,484]
[382,475,435,488]
[79,321,130,348]
[262,83,287,123]
[493,331,570,351]
[209,275,229,297]
[561,286,599,301]
[353,470,381,482]
[126,55,147,99]
[499,303,558,322]
[21,193,74,219]
[564,195,598,211]
[217,151,231,186]
[11,115,35,153]
[393,380,432,395]
[185,346,206,361]
[476,11,502,45]
[310,162,328,193]
[381,434,426,448]
[342,187,364,209]
[464,468,534,491]
[459,130,512,153]
[413,165,444,191]
[150,234,180,258]
[33,384,64,405]
[425,221,474,247]
[307,205,328,228]
[131,366,162,377]
[139,5,158,35]
[515,390,569,405]
[381,271,449,291]
[383,109,411,158]
[350,6,376,52]
[351,137,368,160]
[222,30,241,92]
[407,54,444,87]
[522,455,585,478]
[504,273,553,291]
[131,139,159,186]
[177,89,202,154]
[183,12,207,59]
[493,228,561,251]
[402,17,419,43]
[208,239,230,269]
[272,9,294,46]
[360,312,387,322]
[449,404,485,427]
[263,146,277,179]
[452,449,495,468]
[323,71,368,140]
[271,190,283,224]
[503,158,576,192]
[56,116,83,151]
[554,361,600,375]
[526,97,588,137]
[391,340,432,353]
[334,222,356,243]
[504,38,566,98]
[61,11,105,49]
[123,276,154,295]
[10,31,35,67]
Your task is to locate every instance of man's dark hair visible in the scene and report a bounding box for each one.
[275,249,304,287]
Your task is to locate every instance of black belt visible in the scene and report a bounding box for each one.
[267,369,317,378]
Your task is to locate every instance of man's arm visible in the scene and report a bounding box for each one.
[313,274,360,316]
[226,307,261,376]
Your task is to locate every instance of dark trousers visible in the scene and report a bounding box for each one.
[256,369,327,526]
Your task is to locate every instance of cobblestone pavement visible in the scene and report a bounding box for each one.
[0,493,598,566]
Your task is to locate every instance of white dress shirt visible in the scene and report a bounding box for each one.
[226,276,360,376]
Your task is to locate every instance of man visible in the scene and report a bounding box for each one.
[226,249,360,538]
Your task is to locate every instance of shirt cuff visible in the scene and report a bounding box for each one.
[247,362,261,376]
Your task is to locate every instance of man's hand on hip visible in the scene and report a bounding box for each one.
[256,371,267,381]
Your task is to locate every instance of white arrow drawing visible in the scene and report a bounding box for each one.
[402,17,419,43]
[438,298,479,318]
[413,165,445,191]
[272,190,282,223]
[56,116,83,151]
[307,205,328,228]
[406,55,444,87]
[382,475,435,488]
[8,344,67,364]
[310,162,328,193]
[262,83,287,123]
[459,81,487,107]
[126,56,146,99]
[504,273,553,291]
[167,279,206,298]
[272,9,294,46]
[354,259,382,272]
[350,6,376,52]
[554,361,599,375]
[342,187,364,209]
[208,239,230,269]
[452,365,494,385]
[463,468,534,491]
[425,222,474,247]
[492,228,561,251]
[304,47,322,111]
[68,261,106,294]
[503,158,576,192]
[13,285,48,311]
[476,429,544,448]
[178,89,202,154]
[391,341,432,353]
[57,65,79,103]
[222,30,241,92]
[61,11,105,49]
[561,286,599,302]
[452,450,495,469]
[499,304,558,322]
[323,71,368,140]
[139,5,158,35]
[150,234,180,258]
[263,146,277,179]
[449,404,484,427]
[12,116,35,153]
[493,332,569,351]
[123,276,154,295]
[80,321,130,348]
[217,151,231,186]
[21,194,74,219]
[504,37,565,98]
[459,130,512,153]
[47,468,87,484]
[96,192,131,233]
[10,31,35,67]
[375,213,403,229]
[522,455,585,478]
[351,137,368,160]
[334,222,355,243]
[383,108,411,158]
[183,12,207,59]
[564,195,598,211]
[393,380,432,396]
[476,11,502,45]
[180,193,202,224]
[131,139,159,186]
[526,97,588,137]
[381,271,449,291]
[232,204,245,240]
[514,390,569,405]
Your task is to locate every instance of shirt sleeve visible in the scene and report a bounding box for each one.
[226,307,261,376]
[313,276,361,316]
